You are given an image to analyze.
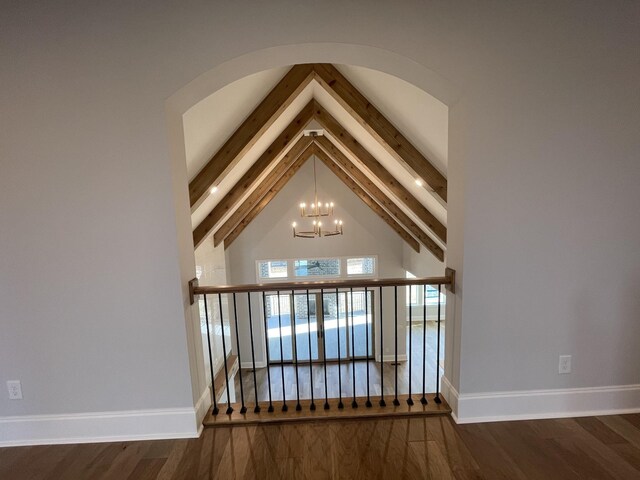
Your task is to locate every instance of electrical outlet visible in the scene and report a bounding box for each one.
[558,355,572,374]
[7,380,23,400]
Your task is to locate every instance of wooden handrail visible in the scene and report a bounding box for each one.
[189,269,455,301]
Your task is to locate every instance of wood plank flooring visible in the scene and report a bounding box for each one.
[2,413,640,479]
[234,322,443,405]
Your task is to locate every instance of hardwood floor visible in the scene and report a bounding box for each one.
[2,414,640,479]
[233,322,444,405]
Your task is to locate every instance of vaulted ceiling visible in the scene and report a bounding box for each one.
[186,64,448,261]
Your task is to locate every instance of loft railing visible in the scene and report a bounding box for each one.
[189,268,455,420]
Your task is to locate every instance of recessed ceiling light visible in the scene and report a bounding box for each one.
[415,179,423,187]
[210,186,218,194]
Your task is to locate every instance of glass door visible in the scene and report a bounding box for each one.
[345,290,374,359]
[292,292,319,362]
[321,291,349,361]
[266,290,373,364]
[265,293,294,363]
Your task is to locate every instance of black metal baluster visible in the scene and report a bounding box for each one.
[293,290,301,411]
[420,285,428,405]
[277,290,288,412]
[306,289,316,411]
[434,284,443,404]
[393,286,400,406]
[247,292,260,413]
[336,288,344,409]
[379,286,386,407]
[218,294,234,415]
[203,294,219,415]
[350,287,358,408]
[321,288,329,410]
[232,293,247,414]
[407,287,414,406]
[262,291,274,412]
[365,287,372,407]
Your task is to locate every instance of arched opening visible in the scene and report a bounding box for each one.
[165,44,463,421]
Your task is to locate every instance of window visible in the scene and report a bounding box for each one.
[406,270,446,323]
[294,258,340,277]
[257,255,377,282]
[406,271,444,305]
[346,257,375,276]
[257,260,288,280]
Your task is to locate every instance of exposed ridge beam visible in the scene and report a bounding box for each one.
[222,145,315,249]
[312,145,421,254]
[314,138,443,260]
[312,63,447,202]
[189,64,315,209]
[192,101,315,248]
[312,101,447,243]
[214,136,313,247]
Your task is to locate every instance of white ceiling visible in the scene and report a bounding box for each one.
[183,64,449,246]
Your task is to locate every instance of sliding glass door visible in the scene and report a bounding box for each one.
[292,292,320,362]
[266,290,373,364]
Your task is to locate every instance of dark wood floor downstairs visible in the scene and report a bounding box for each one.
[1,413,640,479]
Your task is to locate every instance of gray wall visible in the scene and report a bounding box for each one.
[1,1,638,429]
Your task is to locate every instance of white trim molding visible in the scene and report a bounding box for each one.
[375,354,408,363]
[441,376,459,418]
[0,391,211,447]
[382,354,408,363]
[194,387,212,432]
[442,377,640,424]
[241,361,267,369]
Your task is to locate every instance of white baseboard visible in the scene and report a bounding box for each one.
[380,354,407,363]
[442,376,640,424]
[0,393,210,447]
[240,361,267,369]
[194,387,212,429]
[441,376,459,415]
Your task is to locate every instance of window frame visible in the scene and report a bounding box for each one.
[255,255,378,283]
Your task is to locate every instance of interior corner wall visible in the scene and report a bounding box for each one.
[193,238,232,385]
[441,99,467,411]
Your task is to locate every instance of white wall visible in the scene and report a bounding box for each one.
[226,158,409,365]
[1,0,639,444]
[194,239,232,386]
[402,243,445,279]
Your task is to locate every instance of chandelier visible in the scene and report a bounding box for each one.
[292,156,343,238]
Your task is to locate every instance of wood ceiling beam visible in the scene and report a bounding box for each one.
[311,63,447,202]
[189,64,315,210]
[213,136,313,247]
[314,137,443,261]
[312,145,421,254]
[312,101,447,244]
[192,101,315,248]
[222,145,315,249]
